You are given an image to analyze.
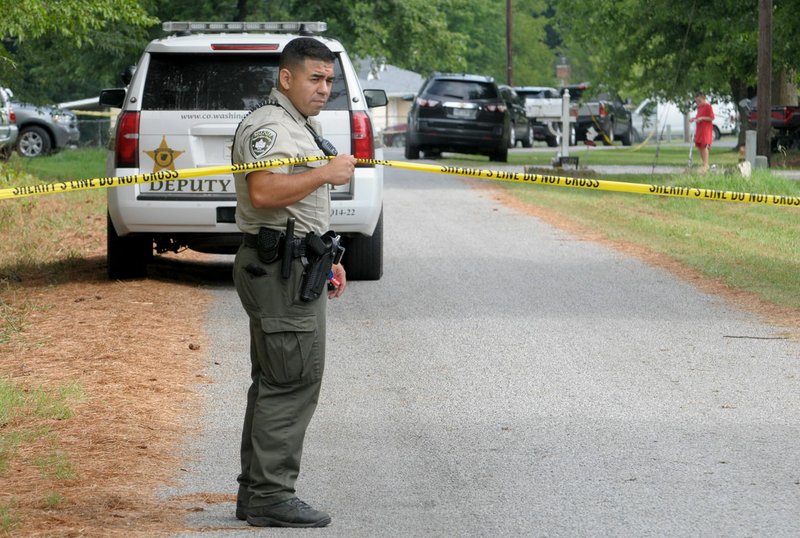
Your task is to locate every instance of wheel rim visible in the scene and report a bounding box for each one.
[19,132,43,157]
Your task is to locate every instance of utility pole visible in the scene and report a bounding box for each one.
[756,0,772,161]
[506,0,513,85]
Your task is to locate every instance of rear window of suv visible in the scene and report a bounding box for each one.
[426,80,498,100]
[142,53,350,111]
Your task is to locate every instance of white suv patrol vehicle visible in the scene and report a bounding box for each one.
[99,21,387,280]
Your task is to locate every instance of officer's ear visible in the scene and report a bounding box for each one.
[278,68,293,92]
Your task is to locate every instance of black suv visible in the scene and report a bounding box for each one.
[498,85,533,148]
[405,73,509,162]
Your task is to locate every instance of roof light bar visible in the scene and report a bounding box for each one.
[162,21,327,34]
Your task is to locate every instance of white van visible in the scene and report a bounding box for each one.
[632,98,738,142]
[99,22,387,280]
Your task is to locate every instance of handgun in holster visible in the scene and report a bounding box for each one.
[299,230,344,302]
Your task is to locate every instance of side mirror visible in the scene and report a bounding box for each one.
[99,88,126,108]
[364,89,388,108]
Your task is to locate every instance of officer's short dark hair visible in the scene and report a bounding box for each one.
[280,38,335,70]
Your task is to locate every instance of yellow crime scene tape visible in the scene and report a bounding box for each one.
[1,156,798,207]
[71,110,118,117]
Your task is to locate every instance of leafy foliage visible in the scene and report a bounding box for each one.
[3,0,798,107]
[554,0,798,102]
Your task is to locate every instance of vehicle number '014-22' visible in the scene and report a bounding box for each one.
[331,208,356,217]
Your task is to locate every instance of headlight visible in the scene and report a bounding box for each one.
[52,112,74,124]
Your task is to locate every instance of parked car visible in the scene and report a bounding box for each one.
[711,101,739,138]
[513,85,575,147]
[9,94,79,157]
[99,20,388,280]
[514,86,559,146]
[573,90,633,146]
[405,73,510,162]
[498,85,533,148]
[743,97,800,150]
[632,98,739,142]
[0,87,18,161]
[382,123,407,147]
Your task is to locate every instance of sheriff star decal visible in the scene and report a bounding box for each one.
[145,136,185,172]
[250,128,277,159]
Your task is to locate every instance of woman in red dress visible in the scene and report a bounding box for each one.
[691,92,715,172]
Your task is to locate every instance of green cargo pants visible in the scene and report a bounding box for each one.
[232,242,327,509]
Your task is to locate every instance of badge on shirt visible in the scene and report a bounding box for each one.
[250,128,276,159]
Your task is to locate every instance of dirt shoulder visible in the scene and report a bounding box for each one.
[0,197,222,536]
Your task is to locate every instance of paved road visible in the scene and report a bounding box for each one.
[164,156,800,537]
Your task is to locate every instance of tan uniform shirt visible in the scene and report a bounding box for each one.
[233,89,330,236]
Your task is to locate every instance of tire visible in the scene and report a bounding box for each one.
[107,212,153,279]
[405,141,420,160]
[521,125,534,148]
[545,135,558,147]
[508,125,517,148]
[602,122,615,146]
[17,125,52,157]
[713,126,721,141]
[621,123,633,146]
[343,208,383,281]
[0,145,11,161]
[489,146,508,162]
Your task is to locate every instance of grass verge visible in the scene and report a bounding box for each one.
[0,378,82,534]
[3,147,107,181]
[501,168,800,310]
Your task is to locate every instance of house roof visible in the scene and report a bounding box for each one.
[354,57,424,97]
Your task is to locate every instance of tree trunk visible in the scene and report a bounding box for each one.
[235,0,248,22]
[773,69,798,105]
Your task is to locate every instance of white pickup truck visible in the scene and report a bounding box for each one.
[513,86,575,147]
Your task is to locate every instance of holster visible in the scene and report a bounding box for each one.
[299,231,344,302]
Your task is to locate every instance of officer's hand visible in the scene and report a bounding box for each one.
[325,154,357,186]
[328,263,346,299]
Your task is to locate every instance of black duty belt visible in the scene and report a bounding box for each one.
[243,232,306,259]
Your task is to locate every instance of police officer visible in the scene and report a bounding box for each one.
[230,37,354,528]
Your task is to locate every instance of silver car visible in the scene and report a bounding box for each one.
[0,87,19,161]
[8,91,79,157]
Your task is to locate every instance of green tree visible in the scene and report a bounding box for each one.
[511,0,560,86]
[1,1,155,44]
[553,0,799,102]
[2,0,564,103]
[0,1,156,102]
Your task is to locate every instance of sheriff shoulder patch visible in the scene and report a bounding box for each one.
[250,128,277,159]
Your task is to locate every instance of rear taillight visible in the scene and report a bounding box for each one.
[9,107,15,123]
[484,103,507,113]
[416,97,440,108]
[115,111,140,168]
[598,103,607,117]
[350,111,375,166]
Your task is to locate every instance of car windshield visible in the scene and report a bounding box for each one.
[427,80,497,100]
[142,53,349,111]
